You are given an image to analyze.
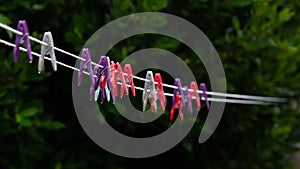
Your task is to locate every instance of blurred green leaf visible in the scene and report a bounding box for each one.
[39,121,65,130]
[20,107,39,117]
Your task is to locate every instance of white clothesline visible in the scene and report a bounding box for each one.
[0,22,287,103]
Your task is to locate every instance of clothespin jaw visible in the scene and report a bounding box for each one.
[199,83,210,109]
[142,71,157,112]
[38,32,57,74]
[115,62,128,98]
[94,56,111,103]
[123,64,136,97]
[77,48,95,101]
[154,73,166,112]
[170,78,184,121]
[13,20,32,63]
[183,86,193,114]
[189,81,201,110]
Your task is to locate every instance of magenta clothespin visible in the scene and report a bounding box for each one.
[182,86,193,114]
[199,83,210,109]
[170,78,184,120]
[77,48,95,101]
[13,20,32,63]
[94,56,111,103]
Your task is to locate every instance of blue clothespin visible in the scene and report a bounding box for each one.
[182,86,193,114]
[13,20,32,63]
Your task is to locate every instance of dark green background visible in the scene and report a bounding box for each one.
[0,0,300,168]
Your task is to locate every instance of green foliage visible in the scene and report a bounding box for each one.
[0,0,300,169]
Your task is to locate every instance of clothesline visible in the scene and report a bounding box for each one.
[0,38,273,105]
[0,22,287,104]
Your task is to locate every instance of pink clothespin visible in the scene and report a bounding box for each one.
[115,62,128,97]
[189,81,201,110]
[123,64,136,97]
[154,73,166,112]
[109,61,116,103]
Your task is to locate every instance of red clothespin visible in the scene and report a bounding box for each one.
[170,94,183,120]
[123,64,136,97]
[189,81,201,110]
[154,73,166,112]
[170,78,184,121]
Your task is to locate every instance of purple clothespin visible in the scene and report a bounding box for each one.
[182,86,193,114]
[199,83,210,109]
[94,56,111,103]
[13,20,32,63]
[77,48,95,101]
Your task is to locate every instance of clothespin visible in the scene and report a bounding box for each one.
[77,48,95,101]
[13,20,32,63]
[199,83,210,109]
[115,62,128,97]
[142,71,157,112]
[94,56,111,103]
[38,32,57,74]
[189,81,201,110]
[170,78,184,121]
[182,86,193,114]
[154,73,166,112]
[123,64,136,97]
[104,56,111,102]
[109,61,116,103]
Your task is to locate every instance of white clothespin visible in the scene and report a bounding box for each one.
[38,32,57,74]
[142,71,157,112]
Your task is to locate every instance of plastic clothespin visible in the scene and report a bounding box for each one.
[182,86,193,114]
[115,62,128,97]
[123,64,136,97]
[77,48,95,101]
[38,32,57,74]
[13,20,32,63]
[170,78,184,121]
[142,71,157,112]
[199,83,210,109]
[104,56,111,102]
[94,56,111,103]
[189,81,201,110]
[109,61,117,103]
[154,73,166,112]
